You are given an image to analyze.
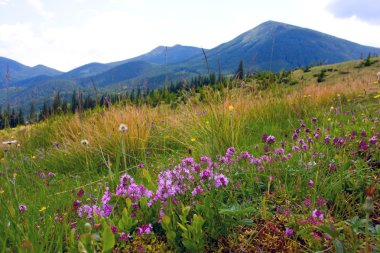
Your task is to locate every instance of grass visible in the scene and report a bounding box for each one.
[0,58,379,252]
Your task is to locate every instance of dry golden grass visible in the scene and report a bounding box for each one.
[1,58,379,162]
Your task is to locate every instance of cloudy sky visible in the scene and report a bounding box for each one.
[1,0,379,71]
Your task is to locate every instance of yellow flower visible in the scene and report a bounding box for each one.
[328,118,331,121]
[374,94,380,99]
[17,143,21,148]
[31,155,36,159]
[206,121,209,125]
[228,105,234,111]
[374,81,379,85]
[39,206,47,212]
[191,138,196,142]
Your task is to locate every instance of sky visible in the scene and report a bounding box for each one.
[1,0,380,72]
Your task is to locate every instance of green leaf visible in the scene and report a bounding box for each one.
[78,241,88,253]
[102,226,115,253]
[177,222,188,233]
[334,239,344,253]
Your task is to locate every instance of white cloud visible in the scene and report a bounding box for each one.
[26,0,55,19]
[327,0,380,25]
[0,0,10,5]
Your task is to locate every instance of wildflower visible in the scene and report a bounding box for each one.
[266,135,275,144]
[39,206,47,212]
[301,144,309,150]
[47,172,55,177]
[118,123,128,133]
[214,174,229,188]
[191,186,204,196]
[19,204,27,213]
[317,197,327,207]
[324,135,331,144]
[228,105,234,112]
[73,200,82,209]
[136,224,153,235]
[2,140,17,145]
[303,198,312,208]
[40,173,46,179]
[191,138,196,142]
[261,133,268,143]
[285,228,294,237]
[111,226,118,234]
[292,145,300,152]
[307,180,314,187]
[77,188,84,197]
[311,118,317,123]
[361,131,367,137]
[119,232,131,241]
[312,209,324,221]
[274,148,284,154]
[81,139,89,146]
[359,140,369,151]
[369,136,377,145]
[292,133,298,140]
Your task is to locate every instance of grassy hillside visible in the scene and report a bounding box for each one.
[0,58,379,252]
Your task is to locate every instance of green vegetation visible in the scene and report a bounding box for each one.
[0,58,379,252]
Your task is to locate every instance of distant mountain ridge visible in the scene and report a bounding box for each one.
[1,20,380,109]
[0,57,62,86]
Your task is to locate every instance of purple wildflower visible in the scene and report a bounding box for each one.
[111,226,118,234]
[292,145,300,152]
[19,204,27,213]
[214,174,229,188]
[369,136,377,145]
[120,232,131,241]
[266,135,276,144]
[191,186,204,196]
[285,228,294,237]
[312,209,324,221]
[307,180,314,187]
[359,140,369,151]
[136,224,153,235]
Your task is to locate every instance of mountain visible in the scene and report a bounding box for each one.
[182,20,380,73]
[108,45,203,67]
[62,62,113,79]
[2,20,380,110]
[0,57,62,86]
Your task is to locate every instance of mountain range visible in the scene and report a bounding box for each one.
[1,20,380,109]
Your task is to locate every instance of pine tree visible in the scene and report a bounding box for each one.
[236,60,244,80]
[29,102,36,123]
[71,90,78,113]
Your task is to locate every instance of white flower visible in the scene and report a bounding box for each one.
[81,139,89,146]
[2,140,17,145]
[119,124,128,133]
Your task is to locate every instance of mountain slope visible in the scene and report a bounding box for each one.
[0,57,62,85]
[182,21,380,73]
[109,45,203,67]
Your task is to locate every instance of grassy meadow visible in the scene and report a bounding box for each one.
[0,58,379,252]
